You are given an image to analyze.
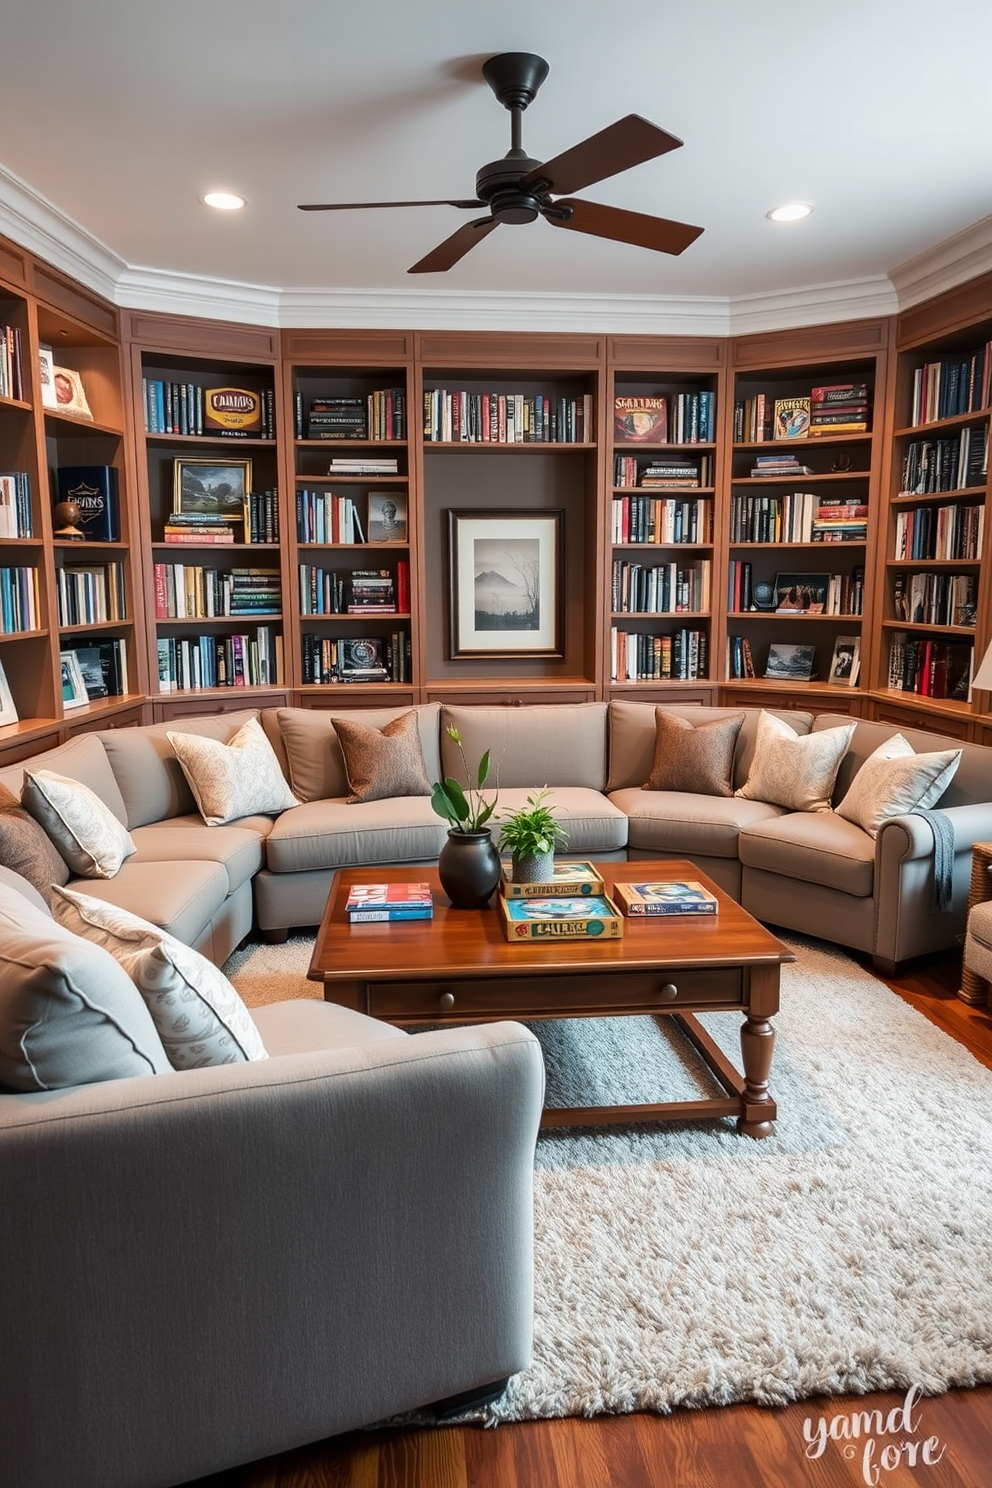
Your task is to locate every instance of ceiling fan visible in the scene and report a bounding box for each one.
[298,52,703,273]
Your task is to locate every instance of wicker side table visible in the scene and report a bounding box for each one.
[959,841,992,1005]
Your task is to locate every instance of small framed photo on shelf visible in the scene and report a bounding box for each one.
[174,457,252,521]
[59,651,89,710]
[773,572,831,614]
[0,657,18,726]
[367,491,407,543]
[38,347,57,409]
[50,366,93,420]
[828,635,861,687]
[764,643,816,682]
[448,508,564,659]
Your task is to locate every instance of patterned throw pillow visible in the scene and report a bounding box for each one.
[166,715,299,825]
[0,782,70,902]
[835,733,962,837]
[51,885,268,1070]
[735,711,856,813]
[20,769,136,878]
[643,709,745,797]
[331,710,432,803]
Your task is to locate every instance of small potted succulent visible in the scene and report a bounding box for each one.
[497,788,569,883]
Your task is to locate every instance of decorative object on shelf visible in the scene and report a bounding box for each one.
[828,635,861,687]
[202,387,262,437]
[38,346,57,408]
[52,501,85,539]
[773,398,810,440]
[59,652,89,710]
[431,724,501,908]
[50,366,92,420]
[55,465,120,542]
[764,643,816,682]
[614,396,668,443]
[367,491,407,542]
[752,581,777,612]
[448,508,563,658]
[496,787,569,883]
[0,657,18,725]
[773,572,831,613]
[173,457,252,521]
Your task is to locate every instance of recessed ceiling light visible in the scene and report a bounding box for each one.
[201,191,247,211]
[766,202,814,223]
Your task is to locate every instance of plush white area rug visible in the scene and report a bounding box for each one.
[225,933,992,1418]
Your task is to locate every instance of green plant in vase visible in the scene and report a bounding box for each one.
[497,787,569,883]
[431,726,501,908]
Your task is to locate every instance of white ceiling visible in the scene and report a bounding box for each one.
[2,0,992,328]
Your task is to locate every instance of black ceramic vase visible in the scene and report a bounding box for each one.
[438,829,502,909]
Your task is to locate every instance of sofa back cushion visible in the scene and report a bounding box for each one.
[607,700,814,793]
[440,704,609,791]
[813,714,992,809]
[98,710,261,828]
[274,704,442,803]
[0,733,128,824]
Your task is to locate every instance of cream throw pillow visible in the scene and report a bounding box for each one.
[835,733,962,837]
[332,709,432,803]
[735,711,855,813]
[166,715,299,825]
[51,885,268,1070]
[20,769,136,877]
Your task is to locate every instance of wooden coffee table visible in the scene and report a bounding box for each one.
[308,861,795,1138]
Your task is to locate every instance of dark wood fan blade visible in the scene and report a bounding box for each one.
[520,116,682,198]
[548,198,703,256]
[408,217,499,274]
[298,199,483,212]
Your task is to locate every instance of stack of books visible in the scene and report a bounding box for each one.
[344,882,433,922]
[163,511,235,545]
[811,498,869,543]
[497,860,624,942]
[808,383,870,435]
[307,397,367,440]
[327,456,400,477]
[749,452,814,478]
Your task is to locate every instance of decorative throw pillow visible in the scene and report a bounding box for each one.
[835,733,962,837]
[51,886,268,1070]
[166,715,299,825]
[0,782,71,902]
[735,711,856,813]
[20,769,136,878]
[643,709,745,797]
[331,710,432,803]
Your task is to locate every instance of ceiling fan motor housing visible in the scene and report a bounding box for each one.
[475,153,547,224]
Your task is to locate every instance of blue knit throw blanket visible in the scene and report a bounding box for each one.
[913,808,955,913]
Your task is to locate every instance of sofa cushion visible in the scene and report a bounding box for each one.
[21,769,137,877]
[98,710,261,827]
[735,712,855,813]
[644,709,744,797]
[0,782,70,902]
[127,818,266,894]
[492,786,628,855]
[0,879,171,1092]
[606,700,814,793]
[275,704,442,804]
[738,812,876,897]
[835,733,962,837]
[52,887,268,1070]
[251,998,409,1055]
[264,798,449,875]
[441,704,609,790]
[67,858,230,947]
[167,716,299,825]
[611,785,785,859]
[0,731,128,822]
[332,709,432,803]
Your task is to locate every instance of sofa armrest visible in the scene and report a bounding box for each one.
[0,1021,545,1488]
[872,805,992,966]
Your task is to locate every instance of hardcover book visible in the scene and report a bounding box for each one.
[498,894,624,941]
[500,859,606,899]
[203,387,262,436]
[614,881,718,916]
[773,397,811,440]
[614,396,668,443]
[345,882,434,921]
[56,465,120,542]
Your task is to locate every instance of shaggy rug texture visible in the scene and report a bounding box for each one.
[225,932,992,1419]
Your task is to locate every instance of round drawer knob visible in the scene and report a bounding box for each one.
[438,991,455,1008]
[659,983,678,1002]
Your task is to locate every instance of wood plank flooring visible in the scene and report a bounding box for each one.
[196,945,992,1488]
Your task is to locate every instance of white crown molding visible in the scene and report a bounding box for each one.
[0,162,123,301]
[727,277,899,335]
[889,214,992,309]
[115,265,283,325]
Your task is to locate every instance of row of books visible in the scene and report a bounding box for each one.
[0,471,32,537]
[734,385,872,443]
[609,626,708,682]
[0,565,40,634]
[611,559,711,616]
[886,634,972,701]
[63,637,129,700]
[910,345,992,426]
[295,490,367,545]
[423,388,593,444]
[892,502,984,561]
[156,628,283,692]
[294,388,406,442]
[891,571,977,629]
[0,324,24,401]
[161,491,280,546]
[726,562,863,616]
[56,560,126,627]
[611,495,712,545]
[729,493,868,544]
[613,453,714,488]
[299,563,409,616]
[900,427,988,495]
[613,392,716,445]
[153,564,281,620]
[143,382,276,439]
[300,632,411,684]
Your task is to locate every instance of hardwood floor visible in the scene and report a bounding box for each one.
[197,946,992,1488]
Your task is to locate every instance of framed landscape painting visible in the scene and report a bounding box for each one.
[174,457,252,520]
[448,509,563,658]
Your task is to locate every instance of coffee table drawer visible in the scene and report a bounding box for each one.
[368,967,744,1020]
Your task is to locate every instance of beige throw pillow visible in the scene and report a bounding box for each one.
[643,709,745,797]
[51,886,268,1070]
[20,769,136,877]
[331,710,432,803]
[166,716,299,825]
[835,733,962,837]
[0,782,71,902]
[735,711,856,813]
